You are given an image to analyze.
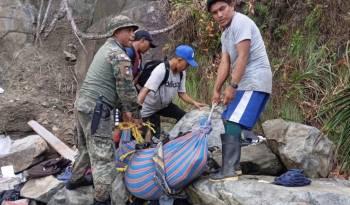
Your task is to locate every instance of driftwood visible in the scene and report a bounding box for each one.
[28,120,77,162]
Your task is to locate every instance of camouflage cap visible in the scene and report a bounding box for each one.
[107,15,139,36]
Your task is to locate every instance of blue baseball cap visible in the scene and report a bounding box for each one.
[175,45,198,68]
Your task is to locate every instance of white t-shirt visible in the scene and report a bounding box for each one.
[221,12,272,93]
[141,63,186,117]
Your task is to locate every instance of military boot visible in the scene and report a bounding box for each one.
[93,199,111,205]
[210,134,241,181]
[65,177,93,190]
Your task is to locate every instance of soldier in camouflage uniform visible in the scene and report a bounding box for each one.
[66,15,141,205]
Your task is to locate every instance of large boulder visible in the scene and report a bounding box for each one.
[0,100,42,134]
[0,135,48,173]
[0,176,22,192]
[20,175,64,203]
[211,142,283,176]
[187,175,350,205]
[262,119,335,178]
[0,0,34,55]
[75,1,169,87]
[92,0,158,23]
[169,107,224,148]
[47,186,94,205]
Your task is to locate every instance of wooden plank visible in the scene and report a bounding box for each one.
[28,120,76,162]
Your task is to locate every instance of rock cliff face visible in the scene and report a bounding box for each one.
[0,0,169,142]
[0,0,35,55]
[74,0,169,86]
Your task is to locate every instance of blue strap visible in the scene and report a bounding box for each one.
[126,47,136,62]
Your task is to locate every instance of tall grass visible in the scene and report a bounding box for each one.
[321,41,350,172]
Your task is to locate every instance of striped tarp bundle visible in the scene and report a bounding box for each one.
[124,126,211,200]
[115,129,136,170]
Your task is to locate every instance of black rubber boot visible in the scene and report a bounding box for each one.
[235,164,242,176]
[65,177,93,190]
[210,134,241,181]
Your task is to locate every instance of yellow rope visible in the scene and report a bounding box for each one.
[116,166,127,172]
[117,122,155,144]
[118,122,134,130]
[120,150,135,160]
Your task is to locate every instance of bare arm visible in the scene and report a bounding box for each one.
[214,52,231,92]
[137,87,150,105]
[212,52,231,104]
[222,39,251,105]
[178,92,206,109]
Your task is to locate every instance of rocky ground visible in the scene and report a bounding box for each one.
[1,1,349,205]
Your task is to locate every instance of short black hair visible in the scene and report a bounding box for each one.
[207,0,232,12]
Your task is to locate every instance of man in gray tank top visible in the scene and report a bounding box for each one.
[207,0,272,181]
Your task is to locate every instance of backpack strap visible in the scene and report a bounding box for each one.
[159,60,184,87]
[160,60,170,87]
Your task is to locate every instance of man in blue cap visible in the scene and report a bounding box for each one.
[137,44,206,138]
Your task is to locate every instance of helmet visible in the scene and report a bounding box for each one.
[106,15,139,36]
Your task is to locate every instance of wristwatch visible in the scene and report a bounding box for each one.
[230,82,238,89]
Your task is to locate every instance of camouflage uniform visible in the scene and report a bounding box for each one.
[71,15,139,202]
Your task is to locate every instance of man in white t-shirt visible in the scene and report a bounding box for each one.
[137,45,206,138]
[207,0,272,181]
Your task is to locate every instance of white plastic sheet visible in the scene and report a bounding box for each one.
[1,165,15,178]
[0,135,12,156]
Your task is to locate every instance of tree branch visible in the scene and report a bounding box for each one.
[0,30,34,39]
[43,0,66,38]
[61,0,109,40]
[39,0,53,34]
[35,0,44,44]
[43,0,190,42]
[62,0,87,53]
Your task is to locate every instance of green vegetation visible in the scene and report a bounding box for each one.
[321,42,350,171]
[169,0,350,173]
